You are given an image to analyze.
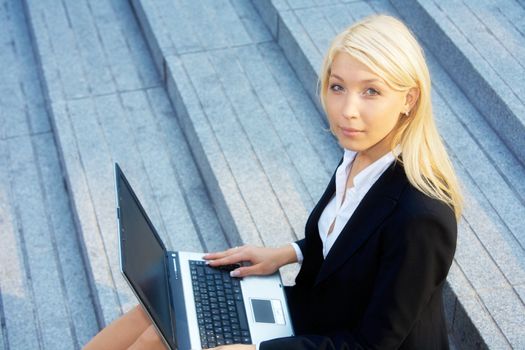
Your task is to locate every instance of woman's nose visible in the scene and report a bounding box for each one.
[341,93,359,119]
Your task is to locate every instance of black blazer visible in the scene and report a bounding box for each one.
[261,157,457,350]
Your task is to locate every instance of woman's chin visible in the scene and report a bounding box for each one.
[337,139,366,152]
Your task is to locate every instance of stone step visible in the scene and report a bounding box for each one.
[21,0,229,334]
[130,0,343,284]
[252,0,525,348]
[0,0,98,348]
[391,0,525,166]
[8,0,523,349]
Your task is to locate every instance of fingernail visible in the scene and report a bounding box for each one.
[230,270,240,277]
[205,260,212,265]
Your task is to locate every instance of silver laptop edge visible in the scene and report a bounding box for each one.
[115,164,176,350]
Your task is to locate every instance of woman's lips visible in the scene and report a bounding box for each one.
[340,126,363,137]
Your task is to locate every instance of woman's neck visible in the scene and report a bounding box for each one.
[355,145,391,170]
[355,130,396,168]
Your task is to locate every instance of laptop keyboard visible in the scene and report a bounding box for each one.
[190,260,252,348]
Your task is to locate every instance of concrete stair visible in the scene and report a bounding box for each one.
[129,0,343,282]
[0,0,523,348]
[392,0,525,167]
[0,0,98,348]
[20,0,229,332]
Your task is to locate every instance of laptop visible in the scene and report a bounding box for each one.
[114,163,294,349]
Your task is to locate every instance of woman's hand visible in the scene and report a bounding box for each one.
[207,345,255,350]
[203,244,297,277]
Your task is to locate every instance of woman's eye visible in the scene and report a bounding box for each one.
[363,88,380,96]
[329,84,344,93]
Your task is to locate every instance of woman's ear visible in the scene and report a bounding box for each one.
[404,87,420,114]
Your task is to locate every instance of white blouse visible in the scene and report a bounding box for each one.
[292,148,396,262]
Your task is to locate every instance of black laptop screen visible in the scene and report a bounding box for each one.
[116,165,175,348]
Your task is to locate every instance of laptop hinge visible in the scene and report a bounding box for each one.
[167,252,192,350]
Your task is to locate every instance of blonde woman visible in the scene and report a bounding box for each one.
[85,14,461,350]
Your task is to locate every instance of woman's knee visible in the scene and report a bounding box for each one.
[128,325,165,350]
[127,304,150,325]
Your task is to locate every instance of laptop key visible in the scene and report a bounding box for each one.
[190,259,252,346]
[236,301,249,331]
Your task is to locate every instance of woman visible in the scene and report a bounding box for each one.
[85,14,461,350]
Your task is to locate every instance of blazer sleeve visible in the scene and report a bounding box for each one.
[260,212,456,350]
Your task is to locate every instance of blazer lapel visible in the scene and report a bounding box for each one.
[303,155,344,245]
[314,161,408,286]
[295,155,343,286]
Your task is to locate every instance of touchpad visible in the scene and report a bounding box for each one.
[251,299,274,323]
[250,299,285,325]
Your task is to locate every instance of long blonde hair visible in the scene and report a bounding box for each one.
[319,14,462,219]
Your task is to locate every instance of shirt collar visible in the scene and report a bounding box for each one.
[352,151,396,188]
[336,147,399,203]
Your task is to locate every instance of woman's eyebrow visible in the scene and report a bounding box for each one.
[361,78,385,85]
[330,73,345,81]
[329,74,385,85]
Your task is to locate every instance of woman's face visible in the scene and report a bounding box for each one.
[325,52,417,159]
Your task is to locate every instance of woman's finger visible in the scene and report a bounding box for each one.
[202,251,227,260]
[203,246,242,260]
[230,264,264,278]
[206,252,247,267]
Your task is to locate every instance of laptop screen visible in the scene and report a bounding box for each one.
[115,164,176,349]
